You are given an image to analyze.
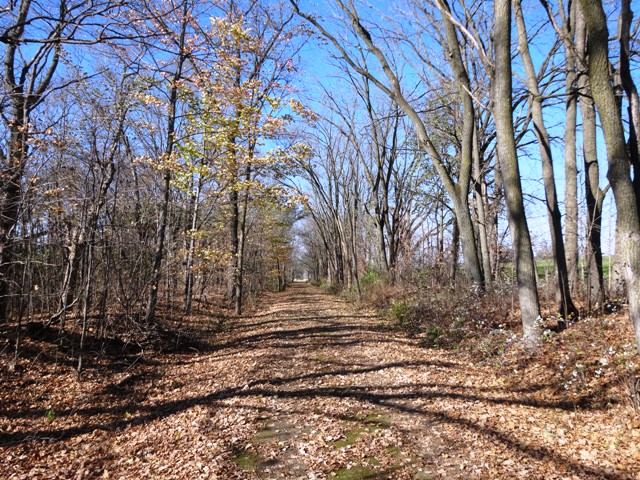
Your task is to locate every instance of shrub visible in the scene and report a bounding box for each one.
[389,300,409,324]
[387,284,516,355]
[320,280,339,294]
[360,268,382,289]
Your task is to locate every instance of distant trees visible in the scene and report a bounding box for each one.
[291,0,543,346]
[290,0,486,291]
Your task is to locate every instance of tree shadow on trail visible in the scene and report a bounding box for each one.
[236,313,380,330]
[0,354,627,480]
[2,284,629,479]
[210,320,412,353]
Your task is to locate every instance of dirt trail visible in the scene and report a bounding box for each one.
[2,283,637,479]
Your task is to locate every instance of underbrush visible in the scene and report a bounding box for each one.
[389,285,516,352]
[0,299,227,375]
[531,313,640,411]
[319,279,340,294]
[363,280,640,413]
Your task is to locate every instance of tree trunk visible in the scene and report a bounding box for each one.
[449,218,459,288]
[226,186,240,301]
[144,4,189,324]
[438,0,485,290]
[234,163,252,316]
[77,242,94,374]
[184,178,202,315]
[514,0,577,322]
[493,0,541,350]
[618,0,640,213]
[473,127,492,288]
[0,118,27,321]
[145,170,171,324]
[576,6,607,309]
[579,0,640,353]
[562,0,580,295]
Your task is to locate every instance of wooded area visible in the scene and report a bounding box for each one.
[2,0,640,478]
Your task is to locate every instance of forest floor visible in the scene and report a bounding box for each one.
[1,283,640,479]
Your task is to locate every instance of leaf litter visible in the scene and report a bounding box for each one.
[1,283,639,479]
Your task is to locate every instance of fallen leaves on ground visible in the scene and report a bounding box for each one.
[1,284,639,479]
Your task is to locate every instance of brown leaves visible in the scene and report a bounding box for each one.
[2,285,640,479]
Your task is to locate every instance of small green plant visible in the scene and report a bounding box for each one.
[389,300,408,324]
[44,409,56,422]
[333,464,379,479]
[320,280,339,294]
[361,268,381,288]
[233,449,263,472]
[423,326,441,347]
[542,329,555,343]
[171,379,185,389]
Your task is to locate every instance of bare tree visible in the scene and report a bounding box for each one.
[514,0,577,321]
[493,0,541,349]
[579,0,640,352]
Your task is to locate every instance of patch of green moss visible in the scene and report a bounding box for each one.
[414,471,431,480]
[332,465,381,480]
[233,449,262,472]
[332,412,391,449]
[363,411,391,428]
[253,426,279,443]
[334,427,367,448]
[319,331,336,337]
[386,445,402,459]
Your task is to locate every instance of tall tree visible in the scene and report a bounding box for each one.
[575,5,607,309]
[493,0,541,349]
[141,0,193,324]
[579,0,640,352]
[514,0,577,321]
[540,0,580,295]
[184,1,305,314]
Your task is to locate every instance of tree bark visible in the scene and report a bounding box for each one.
[579,0,640,353]
[576,7,606,309]
[514,0,577,321]
[618,0,640,213]
[437,0,485,290]
[493,0,541,350]
[473,127,492,288]
[562,0,580,295]
[184,178,202,315]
